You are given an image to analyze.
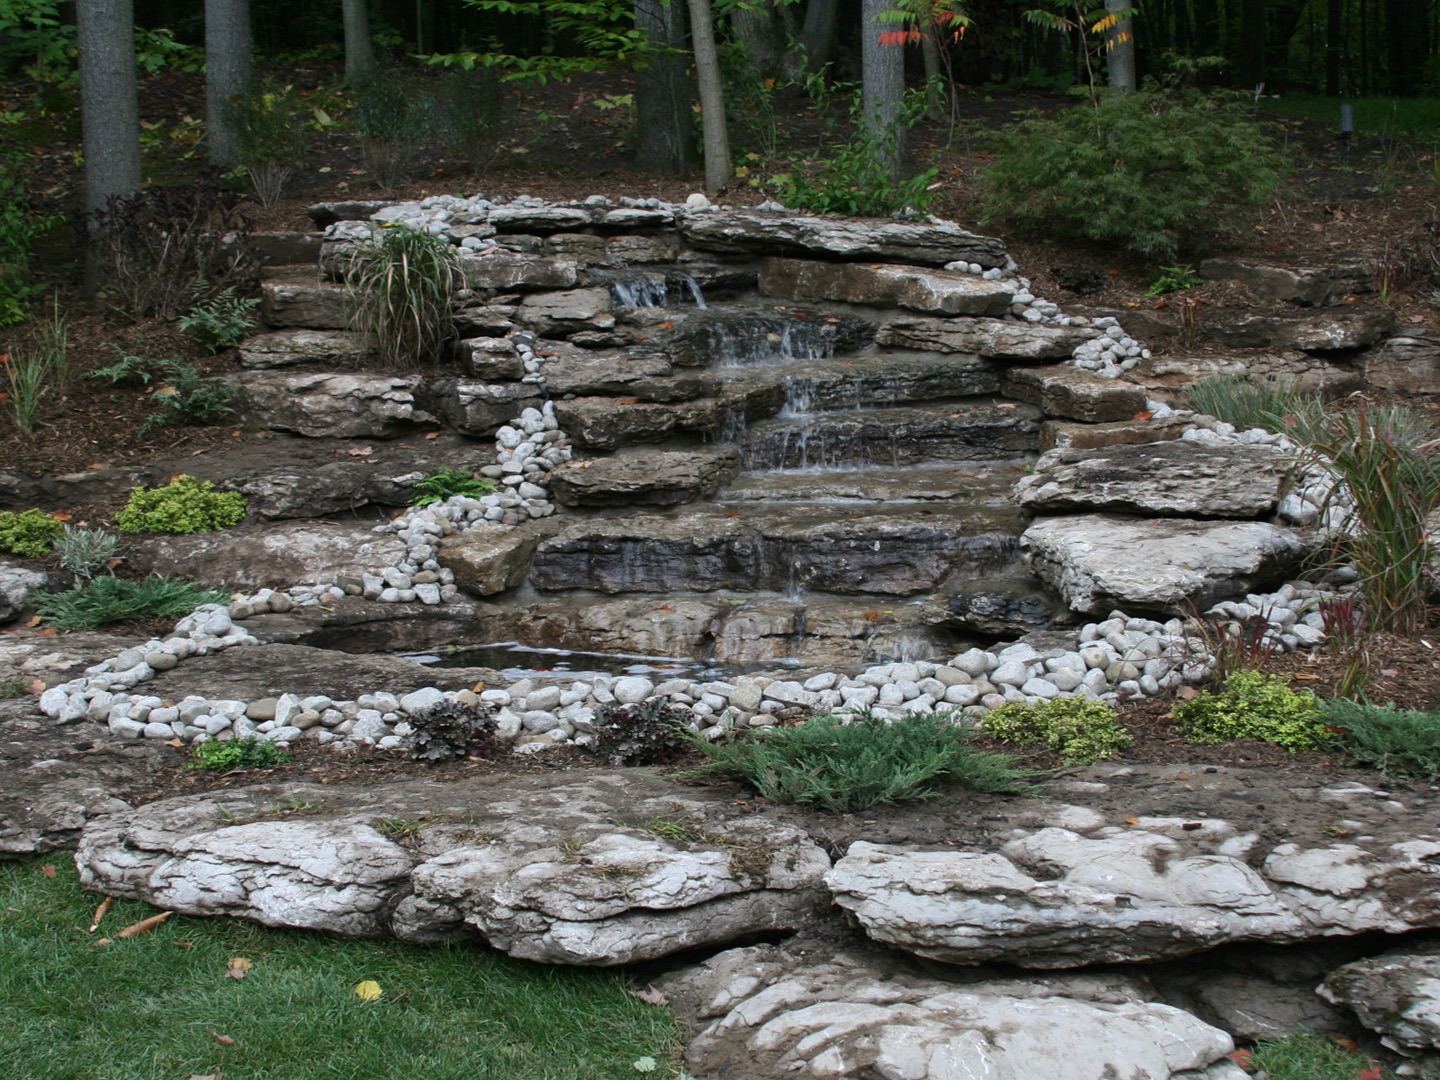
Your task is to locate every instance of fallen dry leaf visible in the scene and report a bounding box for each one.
[1354,1066,1382,1080]
[24,614,41,628]
[629,986,668,1006]
[89,896,112,932]
[354,980,383,1002]
[1226,1047,1254,1072]
[225,957,252,979]
[24,678,45,695]
[50,509,71,521]
[115,911,172,939]
[40,865,55,878]
[1123,817,1140,825]
[346,446,374,456]
[424,431,440,439]
[212,1033,235,1046]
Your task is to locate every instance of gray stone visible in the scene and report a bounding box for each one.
[1355,335,1440,395]
[238,329,375,370]
[1198,258,1371,306]
[759,257,1015,315]
[877,316,1098,361]
[439,519,562,596]
[1320,944,1440,1052]
[1003,365,1149,423]
[550,448,740,508]
[232,371,436,438]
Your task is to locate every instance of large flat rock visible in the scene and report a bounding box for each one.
[1003,364,1149,423]
[75,772,830,966]
[1021,513,1310,614]
[826,809,1440,967]
[1015,442,1296,519]
[550,447,740,507]
[759,257,1015,315]
[878,316,1097,361]
[232,371,438,438]
[1320,944,1440,1053]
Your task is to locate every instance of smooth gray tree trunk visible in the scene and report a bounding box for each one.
[343,0,376,86]
[634,0,695,176]
[205,0,253,167]
[860,0,904,181]
[798,0,839,73]
[76,0,141,224]
[1104,0,1136,93]
[729,0,785,78]
[686,0,730,194]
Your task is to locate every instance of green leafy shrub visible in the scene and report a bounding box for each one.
[1146,263,1203,295]
[411,468,495,507]
[115,475,247,534]
[352,72,431,190]
[54,525,118,580]
[983,697,1132,764]
[593,698,693,767]
[0,508,62,557]
[178,288,260,354]
[346,225,460,371]
[0,144,59,328]
[1174,670,1333,751]
[191,736,292,771]
[407,699,500,762]
[32,575,228,630]
[224,83,308,205]
[684,710,1031,813]
[980,88,1286,260]
[435,67,503,176]
[1323,698,1440,781]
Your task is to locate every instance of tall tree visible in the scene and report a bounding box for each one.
[861,0,905,182]
[633,0,695,176]
[687,0,730,193]
[798,0,840,71]
[343,0,376,85]
[205,0,252,168]
[1104,0,1136,92]
[76,0,141,224]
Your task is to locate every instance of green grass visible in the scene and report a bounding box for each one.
[0,859,680,1080]
[1265,94,1440,141]
[1251,1033,1394,1080]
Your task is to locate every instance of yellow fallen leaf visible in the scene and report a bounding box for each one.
[89,896,113,933]
[115,911,172,938]
[225,957,252,979]
[354,980,383,1002]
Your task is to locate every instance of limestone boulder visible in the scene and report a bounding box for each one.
[439,518,563,596]
[1355,335,1440,395]
[1015,442,1296,519]
[238,329,375,370]
[1198,258,1371,306]
[487,205,597,233]
[423,378,544,436]
[826,815,1440,967]
[660,945,1243,1080]
[127,520,408,591]
[550,448,740,507]
[75,773,831,965]
[1039,417,1194,452]
[1003,365,1149,422]
[518,287,614,336]
[260,270,350,329]
[1204,310,1397,352]
[878,316,1098,361]
[232,371,437,438]
[453,337,525,380]
[1320,943,1440,1053]
[0,563,46,624]
[458,251,578,291]
[759,257,1015,316]
[681,208,1008,268]
[1021,514,1309,613]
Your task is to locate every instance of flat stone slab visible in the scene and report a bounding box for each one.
[550,447,740,507]
[458,251,578,291]
[721,351,1004,410]
[1040,417,1194,452]
[1015,442,1296,519]
[423,378,544,436]
[439,518,563,596]
[239,329,375,370]
[1003,364,1149,422]
[681,208,1008,268]
[1198,258,1371,306]
[826,809,1440,967]
[75,772,830,966]
[661,945,1241,1080]
[1356,334,1440,395]
[759,257,1015,315]
[1204,309,1397,352]
[232,371,438,438]
[877,316,1097,361]
[260,268,351,329]
[1021,513,1310,614]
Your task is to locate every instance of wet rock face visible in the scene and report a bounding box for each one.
[74,773,831,966]
[549,448,740,508]
[663,308,878,369]
[659,945,1241,1080]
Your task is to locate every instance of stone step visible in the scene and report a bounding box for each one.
[550,446,741,508]
[717,350,1003,413]
[528,500,1027,598]
[718,460,1027,505]
[737,399,1043,471]
[260,267,350,330]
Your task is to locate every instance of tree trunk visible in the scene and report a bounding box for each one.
[1105,0,1136,92]
[861,0,905,181]
[76,0,141,225]
[633,0,695,177]
[205,0,252,168]
[1326,0,1342,96]
[798,0,839,72]
[687,0,730,194]
[1241,0,1266,90]
[730,0,786,78]
[342,0,375,86]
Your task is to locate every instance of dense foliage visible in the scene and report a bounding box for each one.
[115,475,248,534]
[983,697,1131,764]
[1175,670,1333,751]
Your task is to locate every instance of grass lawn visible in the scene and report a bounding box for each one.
[0,859,681,1080]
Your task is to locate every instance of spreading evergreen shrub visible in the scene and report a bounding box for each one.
[980,87,1286,260]
[191,736,292,771]
[1323,698,1440,781]
[983,697,1132,764]
[115,475,247,534]
[33,575,228,630]
[1175,670,1334,751]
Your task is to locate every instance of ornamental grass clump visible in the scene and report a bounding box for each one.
[346,225,460,372]
[683,710,1032,813]
[982,697,1132,765]
[115,475,247,534]
[1174,670,1334,752]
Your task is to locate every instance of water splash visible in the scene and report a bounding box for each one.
[604,270,707,310]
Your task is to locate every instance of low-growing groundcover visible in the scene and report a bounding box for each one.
[0,861,680,1080]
